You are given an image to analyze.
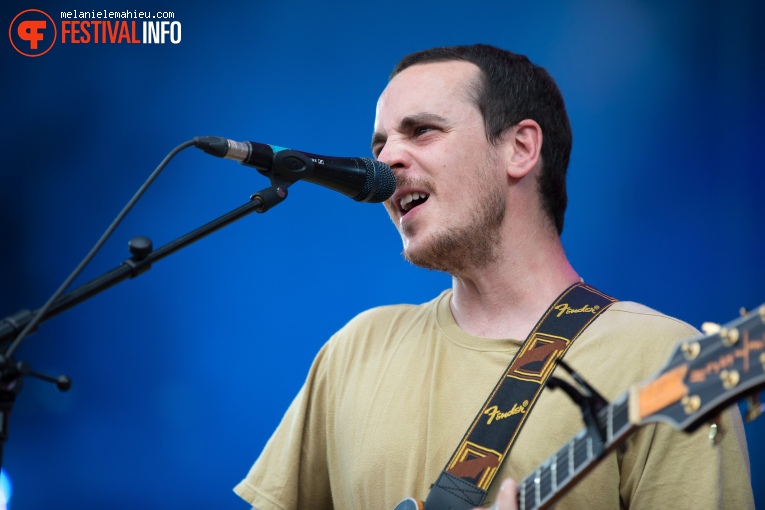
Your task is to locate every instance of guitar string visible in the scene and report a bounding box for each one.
[519,396,631,508]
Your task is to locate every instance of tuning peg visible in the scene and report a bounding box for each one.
[681,341,701,360]
[744,392,764,423]
[708,417,722,446]
[720,327,740,347]
[739,307,748,317]
[701,322,721,335]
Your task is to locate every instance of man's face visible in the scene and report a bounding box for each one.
[372,61,506,273]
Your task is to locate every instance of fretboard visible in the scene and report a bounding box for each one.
[517,392,636,510]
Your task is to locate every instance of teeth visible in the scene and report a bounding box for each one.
[399,192,427,212]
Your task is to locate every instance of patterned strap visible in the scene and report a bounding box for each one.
[423,283,616,510]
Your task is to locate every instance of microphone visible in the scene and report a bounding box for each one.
[193,136,395,203]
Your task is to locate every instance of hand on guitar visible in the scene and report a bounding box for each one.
[472,478,519,510]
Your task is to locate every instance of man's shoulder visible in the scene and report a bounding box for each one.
[598,300,699,339]
[338,290,449,334]
[317,291,450,372]
[567,300,701,394]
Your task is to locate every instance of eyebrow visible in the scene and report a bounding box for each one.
[370,112,450,154]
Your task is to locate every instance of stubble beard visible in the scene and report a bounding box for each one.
[402,178,506,275]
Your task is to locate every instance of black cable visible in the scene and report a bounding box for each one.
[4,139,197,359]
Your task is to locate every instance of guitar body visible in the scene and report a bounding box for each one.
[392,498,424,510]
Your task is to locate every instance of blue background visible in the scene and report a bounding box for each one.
[1,1,763,508]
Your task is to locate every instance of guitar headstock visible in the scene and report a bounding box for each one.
[629,305,765,432]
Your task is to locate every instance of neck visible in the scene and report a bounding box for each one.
[449,227,580,340]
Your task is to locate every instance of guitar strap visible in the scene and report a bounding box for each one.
[421,283,616,510]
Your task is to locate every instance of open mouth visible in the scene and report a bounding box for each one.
[399,192,429,214]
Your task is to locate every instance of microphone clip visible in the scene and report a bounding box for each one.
[262,149,316,186]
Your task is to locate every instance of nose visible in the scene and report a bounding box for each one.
[376,138,409,173]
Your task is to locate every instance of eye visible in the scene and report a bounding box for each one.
[414,125,435,136]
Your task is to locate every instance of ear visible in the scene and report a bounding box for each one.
[503,119,542,180]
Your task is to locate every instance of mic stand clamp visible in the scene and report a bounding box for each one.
[0,354,71,466]
[251,185,289,214]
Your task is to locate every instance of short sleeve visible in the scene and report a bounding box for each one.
[234,342,333,510]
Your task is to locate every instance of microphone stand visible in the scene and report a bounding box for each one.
[0,184,289,469]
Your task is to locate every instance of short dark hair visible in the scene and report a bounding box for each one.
[391,44,571,235]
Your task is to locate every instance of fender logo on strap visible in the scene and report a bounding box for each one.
[553,303,600,318]
[483,401,529,425]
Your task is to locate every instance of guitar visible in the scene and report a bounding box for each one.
[515,304,765,509]
[395,304,765,510]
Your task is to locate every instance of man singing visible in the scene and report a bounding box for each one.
[234,44,753,510]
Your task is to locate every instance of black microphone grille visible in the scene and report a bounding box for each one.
[357,158,396,203]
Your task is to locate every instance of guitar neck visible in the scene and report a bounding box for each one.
[517,393,636,510]
[391,304,764,510]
